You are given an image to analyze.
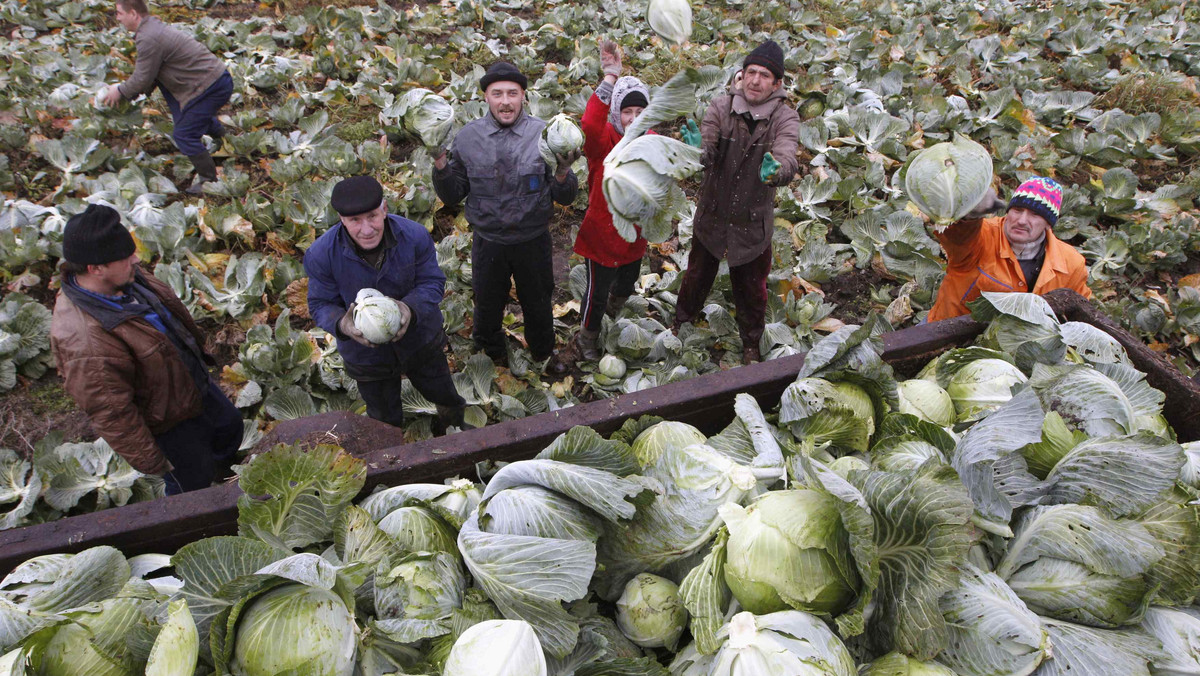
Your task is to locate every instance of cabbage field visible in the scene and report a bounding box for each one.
[1,291,1198,675]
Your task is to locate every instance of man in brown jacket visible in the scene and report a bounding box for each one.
[674,40,800,364]
[50,205,242,494]
[99,0,232,194]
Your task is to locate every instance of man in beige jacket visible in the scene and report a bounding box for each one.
[99,0,232,194]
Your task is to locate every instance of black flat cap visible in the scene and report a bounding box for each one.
[331,175,384,217]
[479,61,527,92]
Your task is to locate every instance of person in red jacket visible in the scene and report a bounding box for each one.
[568,41,651,362]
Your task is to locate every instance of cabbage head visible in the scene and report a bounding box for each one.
[230,584,357,676]
[871,440,946,473]
[353,288,402,344]
[596,355,627,385]
[903,134,994,229]
[647,0,693,45]
[398,88,455,149]
[669,610,857,676]
[443,619,547,676]
[720,490,859,616]
[896,380,955,428]
[539,114,584,166]
[1182,441,1200,489]
[944,358,1026,421]
[603,135,702,243]
[1140,607,1200,675]
[615,573,688,650]
[630,420,706,467]
[860,653,959,675]
[779,378,877,454]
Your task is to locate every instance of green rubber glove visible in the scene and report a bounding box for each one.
[759,152,781,183]
[680,119,701,148]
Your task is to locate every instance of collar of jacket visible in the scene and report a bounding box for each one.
[999,227,1071,277]
[483,109,530,135]
[62,270,157,332]
[338,214,400,261]
[135,15,156,35]
[730,85,786,120]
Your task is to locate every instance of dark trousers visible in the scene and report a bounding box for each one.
[471,232,556,360]
[155,380,242,495]
[355,336,465,428]
[675,241,773,349]
[162,71,233,156]
[581,258,640,331]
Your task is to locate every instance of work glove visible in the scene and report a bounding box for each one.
[964,188,1007,220]
[680,119,702,148]
[600,40,622,78]
[554,149,582,177]
[337,303,374,347]
[388,300,413,343]
[759,152,781,184]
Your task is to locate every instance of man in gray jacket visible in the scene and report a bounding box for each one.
[100,0,232,194]
[432,62,579,374]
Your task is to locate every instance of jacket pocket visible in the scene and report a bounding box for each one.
[467,167,499,197]
[974,265,1016,294]
[520,162,546,194]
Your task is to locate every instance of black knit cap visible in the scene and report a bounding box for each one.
[62,204,136,266]
[743,40,785,80]
[331,175,384,217]
[618,90,649,111]
[479,61,528,92]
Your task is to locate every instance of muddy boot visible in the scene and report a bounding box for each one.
[185,151,218,195]
[605,294,629,318]
[575,327,601,362]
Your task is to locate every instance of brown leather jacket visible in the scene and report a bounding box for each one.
[50,270,211,475]
[694,84,800,267]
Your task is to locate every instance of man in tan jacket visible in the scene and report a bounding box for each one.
[675,40,800,364]
[50,205,242,494]
[99,0,232,194]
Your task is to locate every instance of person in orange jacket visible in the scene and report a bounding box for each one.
[927,176,1092,322]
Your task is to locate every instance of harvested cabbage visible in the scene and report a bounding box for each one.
[615,573,688,650]
[903,134,994,230]
[538,113,584,166]
[647,0,693,45]
[353,288,402,344]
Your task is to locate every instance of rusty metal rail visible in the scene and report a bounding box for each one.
[0,294,1192,574]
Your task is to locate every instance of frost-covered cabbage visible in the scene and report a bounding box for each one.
[720,490,859,616]
[896,379,955,427]
[230,584,357,676]
[538,114,584,166]
[630,420,707,466]
[443,620,547,676]
[647,0,693,44]
[353,288,402,344]
[669,610,857,676]
[903,134,994,229]
[945,358,1027,421]
[615,573,689,649]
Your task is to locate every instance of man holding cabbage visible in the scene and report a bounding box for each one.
[431,62,580,374]
[925,176,1092,322]
[304,176,468,432]
[674,40,800,364]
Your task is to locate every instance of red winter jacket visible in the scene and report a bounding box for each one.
[574,93,652,267]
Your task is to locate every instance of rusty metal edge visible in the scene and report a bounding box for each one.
[0,315,987,575]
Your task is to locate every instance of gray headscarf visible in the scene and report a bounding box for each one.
[608,76,651,136]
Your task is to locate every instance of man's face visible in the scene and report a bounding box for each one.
[741,64,781,105]
[485,82,524,126]
[1003,206,1051,246]
[114,3,140,32]
[341,204,387,250]
[90,253,139,288]
[620,105,644,130]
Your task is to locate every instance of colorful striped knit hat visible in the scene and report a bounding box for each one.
[1008,177,1063,226]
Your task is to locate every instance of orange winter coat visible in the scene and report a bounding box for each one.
[928,216,1092,323]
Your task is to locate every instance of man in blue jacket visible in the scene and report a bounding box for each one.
[305,176,467,431]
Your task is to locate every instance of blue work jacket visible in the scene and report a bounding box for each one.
[304,214,447,371]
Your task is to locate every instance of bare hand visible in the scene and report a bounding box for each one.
[101,85,122,107]
[600,40,622,79]
[337,303,374,347]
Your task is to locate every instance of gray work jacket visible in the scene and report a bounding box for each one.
[432,110,578,245]
[118,17,227,111]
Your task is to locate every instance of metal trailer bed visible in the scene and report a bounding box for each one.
[1,290,1196,574]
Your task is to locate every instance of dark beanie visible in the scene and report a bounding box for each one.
[743,40,785,80]
[62,204,136,266]
[618,90,649,111]
[331,175,385,217]
[479,61,528,92]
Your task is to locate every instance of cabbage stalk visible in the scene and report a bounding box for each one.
[353,288,402,344]
[615,573,689,650]
[443,620,547,676]
[903,134,994,230]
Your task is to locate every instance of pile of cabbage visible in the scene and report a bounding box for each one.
[2,292,1199,676]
